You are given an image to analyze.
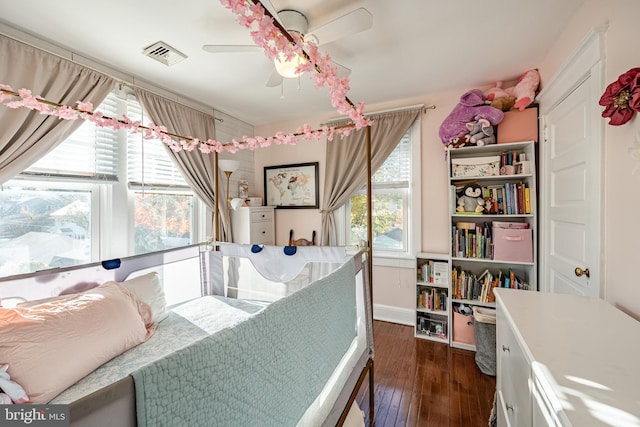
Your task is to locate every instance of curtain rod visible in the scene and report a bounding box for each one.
[116,81,224,123]
[366,104,435,116]
[322,103,435,126]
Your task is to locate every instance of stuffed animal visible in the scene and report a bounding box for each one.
[489,96,516,112]
[484,69,541,111]
[457,184,485,213]
[0,364,29,404]
[439,89,504,147]
[465,119,496,146]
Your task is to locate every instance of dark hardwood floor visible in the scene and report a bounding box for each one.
[355,320,496,427]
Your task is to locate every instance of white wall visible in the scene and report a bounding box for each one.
[255,0,640,321]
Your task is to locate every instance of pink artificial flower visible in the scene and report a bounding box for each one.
[76,101,94,112]
[225,144,238,154]
[55,106,78,120]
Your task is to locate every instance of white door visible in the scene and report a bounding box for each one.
[539,30,604,298]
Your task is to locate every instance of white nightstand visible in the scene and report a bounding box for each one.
[230,206,275,245]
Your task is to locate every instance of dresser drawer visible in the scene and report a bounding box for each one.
[231,206,275,245]
[250,209,273,222]
[497,309,531,427]
[250,222,274,244]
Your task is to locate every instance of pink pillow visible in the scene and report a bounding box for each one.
[0,282,155,404]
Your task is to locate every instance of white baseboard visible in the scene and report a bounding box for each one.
[373,304,414,326]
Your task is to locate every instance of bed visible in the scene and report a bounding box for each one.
[0,243,373,427]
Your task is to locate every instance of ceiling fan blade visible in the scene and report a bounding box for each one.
[306,8,373,46]
[265,67,283,87]
[202,45,261,53]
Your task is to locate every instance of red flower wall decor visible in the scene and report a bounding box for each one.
[599,68,640,126]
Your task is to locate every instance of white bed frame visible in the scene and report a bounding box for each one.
[0,243,374,427]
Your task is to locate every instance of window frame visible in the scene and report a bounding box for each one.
[1,90,207,275]
[0,178,101,269]
[341,117,421,268]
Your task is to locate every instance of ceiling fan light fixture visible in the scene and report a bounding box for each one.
[274,52,306,78]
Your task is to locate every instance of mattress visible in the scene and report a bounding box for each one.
[54,259,367,427]
[52,295,267,405]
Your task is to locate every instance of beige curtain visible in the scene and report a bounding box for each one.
[132,89,231,241]
[320,108,421,245]
[0,35,114,184]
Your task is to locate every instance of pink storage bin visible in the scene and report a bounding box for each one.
[453,311,475,346]
[497,107,538,144]
[492,227,533,262]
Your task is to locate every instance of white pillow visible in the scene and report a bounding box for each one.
[115,272,167,323]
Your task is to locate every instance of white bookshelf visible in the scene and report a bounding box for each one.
[448,141,538,351]
[414,252,451,344]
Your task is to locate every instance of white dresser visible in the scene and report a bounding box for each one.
[230,206,275,245]
[494,288,640,426]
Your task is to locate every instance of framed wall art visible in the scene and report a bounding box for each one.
[264,162,319,208]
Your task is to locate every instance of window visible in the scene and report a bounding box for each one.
[346,118,421,264]
[0,182,96,276]
[0,91,203,277]
[125,95,194,255]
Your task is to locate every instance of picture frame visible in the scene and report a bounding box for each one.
[264,162,319,209]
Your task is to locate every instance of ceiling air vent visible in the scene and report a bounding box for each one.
[142,41,187,66]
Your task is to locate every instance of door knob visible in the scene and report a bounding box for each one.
[575,267,590,278]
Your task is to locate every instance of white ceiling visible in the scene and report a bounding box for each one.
[0,0,584,126]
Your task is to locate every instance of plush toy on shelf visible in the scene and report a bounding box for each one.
[484,69,541,111]
[439,89,504,148]
[487,93,516,112]
[465,119,496,146]
[457,184,485,213]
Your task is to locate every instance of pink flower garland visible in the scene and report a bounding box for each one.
[0,85,358,153]
[0,0,371,154]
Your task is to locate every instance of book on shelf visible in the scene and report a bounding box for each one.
[474,182,529,216]
[451,266,529,303]
[417,287,447,311]
[418,260,448,284]
[432,261,448,284]
[451,221,492,260]
[516,182,524,215]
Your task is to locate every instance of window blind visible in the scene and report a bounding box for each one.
[24,93,120,181]
[126,95,188,188]
[372,130,411,186]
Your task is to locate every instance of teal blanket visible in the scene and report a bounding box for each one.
[132,258,357,427]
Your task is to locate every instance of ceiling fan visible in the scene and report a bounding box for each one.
[202,1,373,87]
